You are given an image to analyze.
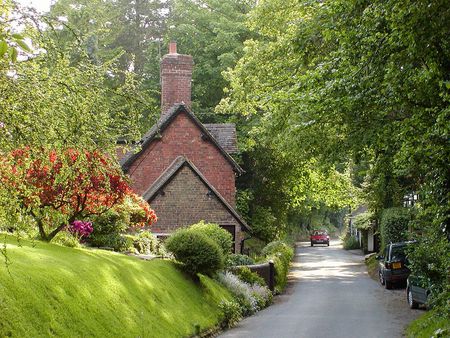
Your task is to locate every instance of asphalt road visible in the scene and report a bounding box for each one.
[219,240,422,338]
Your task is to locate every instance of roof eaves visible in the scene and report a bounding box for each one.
[120,104,244,175]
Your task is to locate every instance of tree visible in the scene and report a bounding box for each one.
[220,0,449,221]
[0,147,157,241]
[220,0,449,292]
[0,0,32,63]
[167,0,255,120]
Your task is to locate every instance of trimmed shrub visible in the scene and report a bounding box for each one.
[165,228,223,276]
[342,236,360,250]
[380,207,410,250]
[261,240,294,293]
[233,266,265,286]
[225,254,255,267]
[189,221,233,256]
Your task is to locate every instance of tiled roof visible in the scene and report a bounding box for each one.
[204,123,238,154]
[142,156,250,232]
[119,104,243,174]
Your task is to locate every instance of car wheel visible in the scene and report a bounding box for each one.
[379,270,385,285]
[407,287,419,309]
[385,280,393,290]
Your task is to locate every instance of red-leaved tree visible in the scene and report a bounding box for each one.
[0,147,156,241]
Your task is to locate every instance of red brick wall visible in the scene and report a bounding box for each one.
[149,164,242,253]
[127,111,236,206]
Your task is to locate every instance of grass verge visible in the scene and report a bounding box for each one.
[0,234,232,337]
[406,309,450,338]
[365,254,378,281]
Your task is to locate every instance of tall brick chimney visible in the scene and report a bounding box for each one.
[160,42,194,115]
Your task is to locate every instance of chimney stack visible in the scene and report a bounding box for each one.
[160,42,194,115]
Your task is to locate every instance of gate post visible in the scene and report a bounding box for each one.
[268,260,275,292]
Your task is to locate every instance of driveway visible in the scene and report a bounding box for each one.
[219,240,422,338]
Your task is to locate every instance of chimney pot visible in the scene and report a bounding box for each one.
[169,41,177,54]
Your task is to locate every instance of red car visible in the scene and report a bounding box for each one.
[310,230,330,246]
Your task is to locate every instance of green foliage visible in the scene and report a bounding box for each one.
[88,210,129,251]
[189,221,233,256]
[407,230,450,303]
[406,301,450,338]
[168,0,254,118]
[250,206,282,243]
[132,231,166,256]
[354,212,374,230]
[342,236,360,250]
[52,231,81,248]
[380,208,410,250]
[261,241,294,293]
[225,254,255,267]
[219,300,243,329]
[0,235,233,337]
[233,266,265,286]
[220,0,449,259]
[165,228,224,276]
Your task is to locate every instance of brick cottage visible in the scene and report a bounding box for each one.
[119,42,249,253]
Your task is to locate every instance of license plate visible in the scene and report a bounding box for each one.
[393,262,402,269]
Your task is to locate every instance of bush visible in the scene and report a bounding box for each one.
[233,266,265,286]
[380,207,410,250]
[219,300,242,328]
[132,231,166,256]
[225,254,255,267]
[53,231,80,248]
[407,231,450,303]
[261,240,294,293]
[217,271,267,315]
[250,283,273,308]
[88,210,128,251]
[189,221,233,256]
[165,228,223,276]
[342,236,360,250]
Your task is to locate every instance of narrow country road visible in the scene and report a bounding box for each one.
[219,240,422,338]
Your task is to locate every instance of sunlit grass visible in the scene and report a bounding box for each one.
[406,309,450,338]
[0,234,232,337]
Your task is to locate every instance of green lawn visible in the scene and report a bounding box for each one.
[0,234,232,337]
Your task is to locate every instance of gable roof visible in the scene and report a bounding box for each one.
[204,123,238,154]
[143,156,250,232]
[120,104,243,174]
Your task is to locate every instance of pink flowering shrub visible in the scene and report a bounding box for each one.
[68,220,93,239]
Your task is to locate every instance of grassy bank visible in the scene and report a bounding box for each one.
[0,234,232,337]
[406,309,450,337]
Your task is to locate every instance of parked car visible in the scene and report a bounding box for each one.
[310,230,330,246]
[406,275,430,309]
[377,241,415,289]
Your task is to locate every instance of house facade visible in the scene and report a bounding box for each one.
[119,42,249,252]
